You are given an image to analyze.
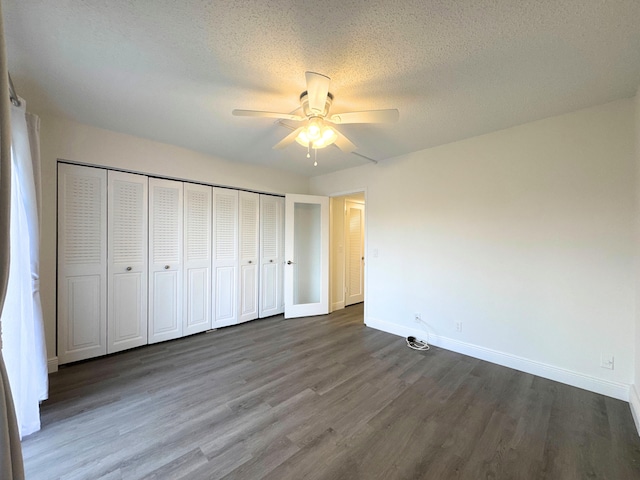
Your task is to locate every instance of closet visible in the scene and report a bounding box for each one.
[57,164,284,364]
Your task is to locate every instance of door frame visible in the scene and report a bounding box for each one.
[327,188,367,321]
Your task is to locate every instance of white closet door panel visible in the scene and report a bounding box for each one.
[214,188,238,262]
[259,195,284,318]
[61,275,105,359]
[186,268,209,330]
[184,184,212,335]
[239,191,259,323]
[111,273,144,345]
[277,197,285,314]
[215,266,236,327]
[108,171,148,353]
[240,192,259,260]
[240,263,258,321]
[149,178,183,343]
[152,270,180,333]
[58,164,107,364]
[260,262,278,312]
[60,169,105,266]
[213,188,238,327]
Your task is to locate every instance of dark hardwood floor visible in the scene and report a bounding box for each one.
[22,304,640,479]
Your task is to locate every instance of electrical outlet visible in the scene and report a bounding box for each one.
[414,313,422,323]
[600,354,614,370]
[455,322,463,333]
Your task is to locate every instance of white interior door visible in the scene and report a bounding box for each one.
[148,178,183,343]
[213,187,238,328]
[259,195,284,318]
[345,200,365,306]
[57,164,107,364]
[238,191,259,323]
[284,194,329,318]
[107,170,148,353]
[183,183,212,336]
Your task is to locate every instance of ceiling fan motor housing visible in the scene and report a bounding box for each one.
[300,91,334,118]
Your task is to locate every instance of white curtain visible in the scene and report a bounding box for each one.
[0,0,26,476]
[0,0,26,475]
[0,97,48,439]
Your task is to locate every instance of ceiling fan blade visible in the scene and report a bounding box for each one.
[332,127,357,153]
[233,109,304,122]
[273,126,305,150]
[305,72,331,114]
[329,109,399,124]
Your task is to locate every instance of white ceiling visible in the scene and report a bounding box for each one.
[4,1,640,176]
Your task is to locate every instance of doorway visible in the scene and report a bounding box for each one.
[330,192,365,311]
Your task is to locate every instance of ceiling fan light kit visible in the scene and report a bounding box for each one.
[232,71,399,165]
[295,117,338,150]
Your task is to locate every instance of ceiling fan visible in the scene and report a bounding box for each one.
[232,72,399,163]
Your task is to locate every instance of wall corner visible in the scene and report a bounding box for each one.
[630,384,640,436]
[47,356,58,374]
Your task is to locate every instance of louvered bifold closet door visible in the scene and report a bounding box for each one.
[107,171,148,354]
[149,178,184,343]
[183,183,212,336]
[259,195,284,318]
[238,191,260,323]
[212,188,238,328]
[57,164,107,364]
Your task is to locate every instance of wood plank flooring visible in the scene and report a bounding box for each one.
[22,304,640,479]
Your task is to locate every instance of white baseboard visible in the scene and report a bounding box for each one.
[365,317,630,402]
[331,301,345,312]
[47,357,58,374]
[630,385,640,436]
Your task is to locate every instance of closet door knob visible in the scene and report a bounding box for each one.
[164,265,170,269]
[126,266,132,271]
[248,260,252,264]
[269,259,273,263]
[287,260,294,265]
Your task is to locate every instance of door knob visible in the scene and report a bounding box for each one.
[126,266,132,271]
[164,265,170,269]
[287,260,294,265]
[248,260,252,264]
[269,259,273,263]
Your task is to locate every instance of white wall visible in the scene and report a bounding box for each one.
[632,88,640,429]
[311,98,636,400]
[40,115,309,367]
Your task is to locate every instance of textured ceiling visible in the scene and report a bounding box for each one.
[4,0,640,176]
